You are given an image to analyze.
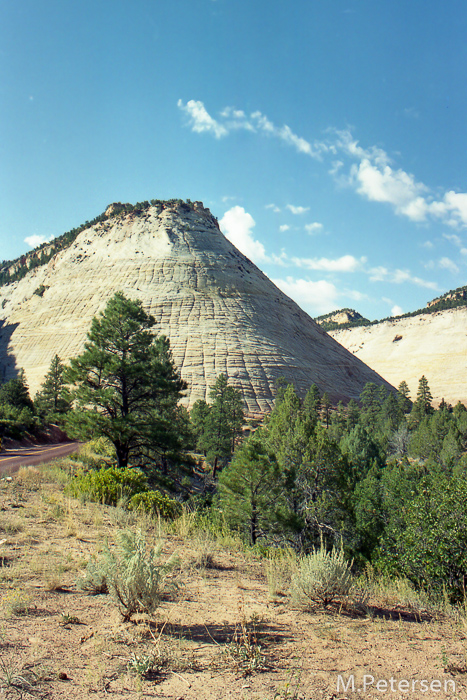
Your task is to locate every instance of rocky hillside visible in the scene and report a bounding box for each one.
[315,308,370,332]
[0,200,392,413]
[328,306,467,406]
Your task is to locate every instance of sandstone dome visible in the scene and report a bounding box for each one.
[0,200,393,413]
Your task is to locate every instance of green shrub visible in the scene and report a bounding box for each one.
[76,554,109,595]
[377,473,467,602]
[67,466,148,505]
[291,541,353,609]
[128,490,181,519]
[78,530,179,620]
[85,436,116,458]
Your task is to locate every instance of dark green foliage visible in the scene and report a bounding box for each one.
[128,490,181,519]
[340,424,384,482]
[302,384,321,425]
[262,384,350,550]
[396,381,411,414]
[0,403,36,439]
[0,370,34,412]
[34,354,71,421]
[64,292,186,469]
[192,374,244,476]
[33,284,49,297]
[217,435,284,545]
[379,472,467,601]
[409,375,434,426]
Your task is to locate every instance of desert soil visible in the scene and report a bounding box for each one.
[1,465,467,700]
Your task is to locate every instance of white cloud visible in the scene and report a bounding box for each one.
[329,160,344,176]
[442,191,467,226]
[177,99,227,138]
[178,99,328,158]
[219,206,268,264]
[305,222,323,235]
[334,128,467,228]
[421,240,434,249]
[439,257,460,274]
[369,265,439,290]
[265,203,281,213]
[178,100,467,229]
[279,224,290,232]
[443,233,462,247]
[292,254,364,273]
[391,305,404,316]
[286,204,309,215]
[350,158,428,220]
[24,234,53,248]
[271,276,339,316]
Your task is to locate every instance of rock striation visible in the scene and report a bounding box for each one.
[329,308,467,406]
[0,201,393,413]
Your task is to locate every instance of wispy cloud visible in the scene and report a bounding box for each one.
[334,129,467,228]
[177,99,328,158]
[265,203,281,213]
[286,204,309,215]
[443,232,467,255]
[369,265,439,290]
[305,222,323,235]
[177,99,228,138]
[439,257,460,274]
[292,254,365,273]
[178,99,467,229]
[279,224,290,232]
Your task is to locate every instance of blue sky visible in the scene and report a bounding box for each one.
[1,0,466,319]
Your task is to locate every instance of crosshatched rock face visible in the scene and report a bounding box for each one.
[0,202,393,413]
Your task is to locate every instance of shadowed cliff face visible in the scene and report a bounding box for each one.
[0,320,19,383]
[0,202,393,412]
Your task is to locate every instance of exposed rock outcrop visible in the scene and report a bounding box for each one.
[315,308,369,329]
[329,308,467,406]
[0,201,393,412]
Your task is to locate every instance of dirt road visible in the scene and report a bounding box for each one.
[0,442,80,476]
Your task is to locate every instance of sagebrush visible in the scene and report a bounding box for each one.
[78,529,179,620]
[291,541,353,609]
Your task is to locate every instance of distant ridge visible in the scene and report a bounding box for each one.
[315,285,467,332]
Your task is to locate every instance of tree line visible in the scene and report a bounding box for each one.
[1,291,467,602]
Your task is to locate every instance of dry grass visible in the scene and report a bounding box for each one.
[1,459,467,699]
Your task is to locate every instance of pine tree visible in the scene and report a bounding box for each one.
[410,375,434,426]
[303,383,321,424]
[194,374,244,477]
[65,292,186,469]
[0,369,34,412]
[35,355,71,420]
[217,435,282,545]
[396,381,411,414]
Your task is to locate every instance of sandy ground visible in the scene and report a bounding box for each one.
[1,466,467,700]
